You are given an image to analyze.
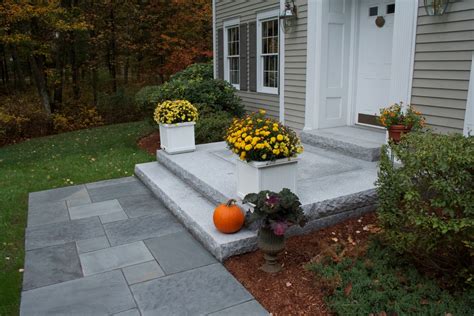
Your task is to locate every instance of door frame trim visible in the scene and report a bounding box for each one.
[304,0,418,130]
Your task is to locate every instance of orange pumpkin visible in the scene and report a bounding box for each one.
[213,199,245,234]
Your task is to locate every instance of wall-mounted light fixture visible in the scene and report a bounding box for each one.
[424,0,449,16]
[280,0,298,29]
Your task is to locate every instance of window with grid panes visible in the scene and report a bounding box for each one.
[261,19,278,89]
[226,26,239,86]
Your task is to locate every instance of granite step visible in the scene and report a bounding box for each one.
[135,142,379,260]
[134,162,257,262]
[300,126,386,161]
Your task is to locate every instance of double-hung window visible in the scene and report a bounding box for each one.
[224,19,240,89]
[257,10,279,94]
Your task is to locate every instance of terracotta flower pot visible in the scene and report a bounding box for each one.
[388,124,411,144]
[257,227,285,273]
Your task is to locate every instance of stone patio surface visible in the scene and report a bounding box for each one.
[21,177,267,316]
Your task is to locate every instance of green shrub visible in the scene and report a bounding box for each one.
[97,88,143,124]
[195,111,233,144]
[135,63,244,120]
[377,131,474,287]
[170,63,213,82]
[308,240,474,315]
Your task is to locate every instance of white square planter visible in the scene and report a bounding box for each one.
[159,122,196,154]
[236,157,299,199]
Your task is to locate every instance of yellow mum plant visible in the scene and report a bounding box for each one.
[154,100,198,124]
[226,110,303,162]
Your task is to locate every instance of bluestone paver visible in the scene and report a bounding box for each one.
[99,209,128,223]
[122,260,164,285]
[68,199,124,220]
[87,178,150,202]
[145,230,216,274]
[208,300,269,316]
[22,177,267,315]
[86,176,138,189]
[113,309,141,316]
[27,201,69,227]
[76,236,110,254]
[20,270,136,315]
[29,185,89,204]
[25,216,104,251]
[130,263,252,315]
[118,193,168,218]
[80,241,154,276]
[104,213,183,246]
[23,242,82,291]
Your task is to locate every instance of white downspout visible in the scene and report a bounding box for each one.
[463,52,474,136]
[212,0,217,79]
[279,0,285,124]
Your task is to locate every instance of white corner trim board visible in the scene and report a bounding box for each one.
[463,52,474,136]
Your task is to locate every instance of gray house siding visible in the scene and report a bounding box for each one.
[215,0,280,120]
[411,0,474,133]
[284,0,307,130]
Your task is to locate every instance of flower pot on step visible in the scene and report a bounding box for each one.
[236,157,298,199]
[258,227,285,273]
[159,122,196,154]
[388,124,411,144]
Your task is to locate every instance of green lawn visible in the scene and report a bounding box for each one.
[0,121,155,315]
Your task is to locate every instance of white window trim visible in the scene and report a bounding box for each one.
[257,9,280,95]
[223,18,240,90]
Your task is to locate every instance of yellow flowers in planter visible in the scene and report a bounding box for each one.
[154,100,198,124]
[226,110,303,162]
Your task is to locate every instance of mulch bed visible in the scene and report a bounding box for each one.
[225,213,377,316]
[138,131,160,155]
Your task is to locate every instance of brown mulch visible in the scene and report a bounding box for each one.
[138,131,160,155]
[224,213,378,316]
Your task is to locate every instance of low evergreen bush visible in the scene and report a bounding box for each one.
[377,131,474,287]
[308,241,474,315]
[195,111,233,144]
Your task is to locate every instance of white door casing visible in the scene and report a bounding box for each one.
[304,0,418,130]
[354,0,395,120]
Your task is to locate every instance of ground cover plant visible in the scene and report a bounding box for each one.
[308,240,474,315]
[0,121,155,315]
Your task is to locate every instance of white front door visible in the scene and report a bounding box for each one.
[354,0,395,124]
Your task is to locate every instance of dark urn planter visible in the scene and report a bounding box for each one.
[257,227,285,273]
[388,124,411,144]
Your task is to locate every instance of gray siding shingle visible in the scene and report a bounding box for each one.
[411,0,474,133]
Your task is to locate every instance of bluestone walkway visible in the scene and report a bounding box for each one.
[21,176,267,316]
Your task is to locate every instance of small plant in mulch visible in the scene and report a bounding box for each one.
[307,239,474,316]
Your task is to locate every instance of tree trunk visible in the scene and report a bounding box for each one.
[2,45,10,85]
[53,33,65,110]
[109,2,117,93]
[124,56,129,84]
[29,54,51,115]
[92,67,98,106]
[11,44,25,90]
[71,38,80,99]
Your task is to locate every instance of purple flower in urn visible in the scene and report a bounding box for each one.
[265,193,280,208]
[271,221,288,236]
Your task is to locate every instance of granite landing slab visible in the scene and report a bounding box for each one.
[155,141,378,217]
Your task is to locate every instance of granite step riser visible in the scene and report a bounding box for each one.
[157,149,377,223]
[157,151,226,206]
[300,132,381,162]
[136,162,375,259]
[135,165,257,261]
